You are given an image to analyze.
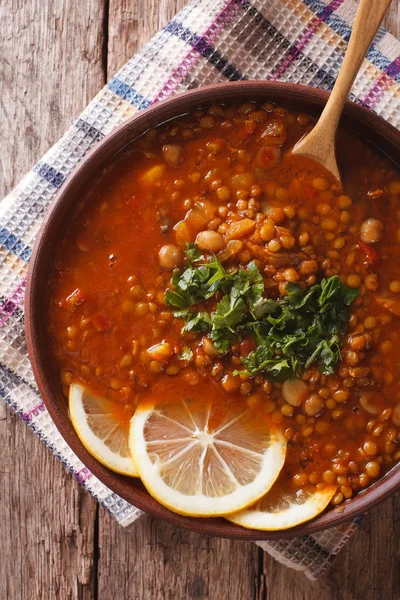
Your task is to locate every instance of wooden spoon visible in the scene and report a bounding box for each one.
[292,0,392,183]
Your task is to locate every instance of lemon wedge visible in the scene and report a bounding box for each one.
[227,477,336,530]
[129,399,286,517]
[69,383,137,477]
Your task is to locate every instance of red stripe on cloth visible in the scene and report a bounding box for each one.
[0,278,26,327]
[360,56,400,110]
[22,402,45,422]
[271,0,345,81]
[151,0,243,103]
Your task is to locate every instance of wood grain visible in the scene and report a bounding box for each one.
[0,1,103,598]
[98,513,259,600]
[1,1,400,599]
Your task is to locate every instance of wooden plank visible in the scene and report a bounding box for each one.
[0,403,97,599]
[0,0,105,598]
[98,512,259,600]
[107,0,187,76]
[384,2,399,39]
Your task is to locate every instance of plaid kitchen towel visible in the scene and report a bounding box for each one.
[1,0,399,581]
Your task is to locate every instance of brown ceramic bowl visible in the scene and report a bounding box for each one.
[25,81,400,540]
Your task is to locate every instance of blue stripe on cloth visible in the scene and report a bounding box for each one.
[302,0,400,81]
[75,118,105,141]
[34,162,66,189]
[0,363,34,399]
[107,78,151,109]
[238,0,336,88]
[164,20,245,81]
[0,227,32,262]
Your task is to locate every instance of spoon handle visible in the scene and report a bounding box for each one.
[292,0,392,178]
[325,0,391,128]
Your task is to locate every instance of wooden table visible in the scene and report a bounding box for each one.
[1,2,400,598]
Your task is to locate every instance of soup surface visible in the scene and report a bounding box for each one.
[47,101,400,509]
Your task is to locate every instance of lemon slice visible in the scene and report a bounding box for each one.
[69,383,137,477]
[227,478,336,530]
[129,399,286,517]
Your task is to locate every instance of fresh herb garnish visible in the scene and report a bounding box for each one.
[239,277,358,379]
[177,345,194,361]
[165,245,358,379]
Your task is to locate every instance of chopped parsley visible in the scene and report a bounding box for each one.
[177,345,194,361]
[165,244,358,379]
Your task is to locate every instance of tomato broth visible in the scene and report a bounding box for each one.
[47,101,400,507]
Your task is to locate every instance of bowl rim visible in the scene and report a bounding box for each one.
[25,80,400,540]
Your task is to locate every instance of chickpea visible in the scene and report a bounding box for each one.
[216,186,231,201]
[392,402,400,427]
[333,389,349,403]
[268,207,285,224]
[363,440,378,456]
[332,492,344,506]
[221,374,241,392]
[299,259,318,276]
[200,116,214,128]
[313,177,329,191]
[120,354,133,368]
[281,404,294,417]
[162,144,182,166]
[365,461,380,478]
[147,342,173,361]
[292,473,308,487]
[240,382,253,395]
[283,268,300,282]
[338,195,352,209]
[332,237,345,249]
[283,205,296,219]
[110,378,123,390]
[202,336,219,357]
[359,391,384,415]
[389,280,400,293]
[166,365,181,376]
[364,316,377,329]
[347,274,361,288]
[348,335,368,351]
[159,244,182,270]
[280,235,295,249]
[364,273,379,291]
[322,470,336,484]
[268,239,281,252]
[304,394,324,417]
[196,230,224,252]
[282,378,309,407]
[360,218,384,243]
[316,202,331,215]
[61,370,72,385]
[67,325,78,339]
[135,303,149,317]
[260,221,275,242]
[149,360,163,374]
[321,217,338,231]
[298,231,309,246]
[343,350,359,366]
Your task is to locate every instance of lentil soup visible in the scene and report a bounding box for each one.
[47,100,400,516]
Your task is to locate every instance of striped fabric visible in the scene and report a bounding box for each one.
[1,0,399,581]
